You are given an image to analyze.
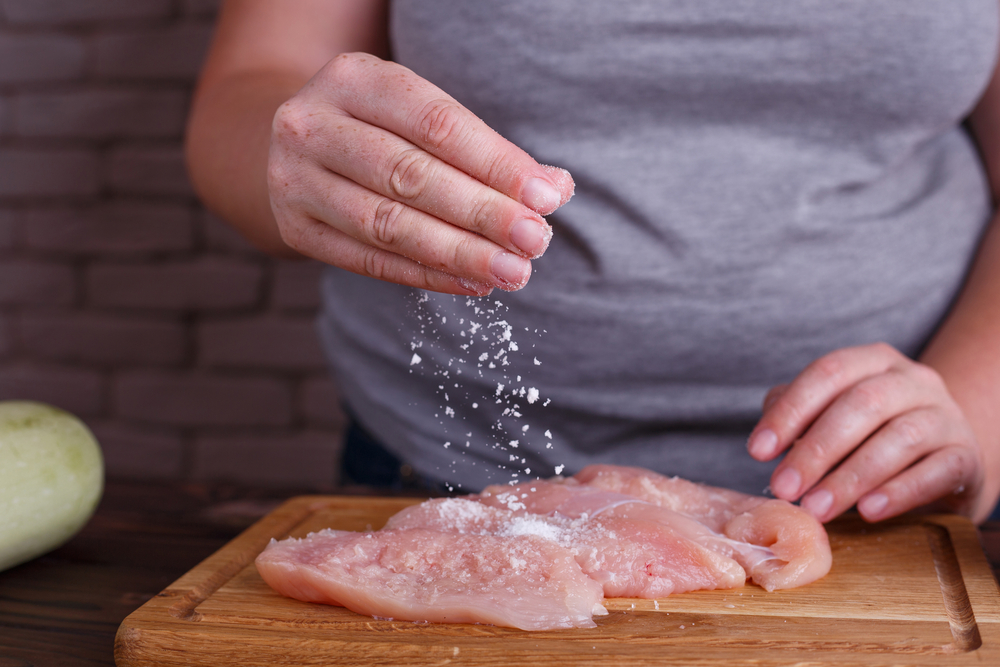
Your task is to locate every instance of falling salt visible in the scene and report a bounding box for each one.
[526,388,540,404]
[410,353,422,365]
[534,357,541,365]
[521,425,529,432]
[554,464,565,475]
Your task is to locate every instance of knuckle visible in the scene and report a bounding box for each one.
[837,467,864,497]
[367,198,407,248]
[911,362,945,389]
[271,98,316,146]
[867,341,895,357]
[449,234,483,273]
[848,381,885,417]
[411,98,466,151]
[466,196,497,236]
[388,148,433,201]
[889,414,928,451]
[810,352,846,385]
[361,245,390,281]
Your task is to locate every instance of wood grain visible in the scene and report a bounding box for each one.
[114,496,1000,667]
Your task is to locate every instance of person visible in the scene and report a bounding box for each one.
[186,0,1000,523]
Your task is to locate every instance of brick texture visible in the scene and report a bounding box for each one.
[301,376,346,428]
[0,209,15,250]
[109,145,195,196]
[86,421,184,479]
[0,34,84,83]
[116,371,293,427]
[0,364,104,416]
[193,431,341,488]
[272,260,324,310]
[2,0,173,25]
[87,258,262,310]
[14,89,189,140]
[0,149,100,199]
[0,259,75,306]
[23,202,194,254]
[17,312,186,365]
[0,3,349,488]
[199,316,327,371]
[94,23,214,81]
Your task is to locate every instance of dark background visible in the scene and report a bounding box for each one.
[0,0,347,489]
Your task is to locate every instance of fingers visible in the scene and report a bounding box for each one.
[794,406,968,521]
[769,368,928,502]
[746,342,984,524]
[278,212,495,296]
[304,113,553,259]
[747,343,904,462]
[269,52,573,293]
[324,53,574,213]
[855,446,979,521]
[272,153,532,290]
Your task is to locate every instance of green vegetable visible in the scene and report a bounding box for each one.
[0,401,104,572]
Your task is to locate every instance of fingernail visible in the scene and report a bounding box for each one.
[747,428,778,459]
[457,277,493,296]
[801,489,833,519]
[510,218,551,258]
[772,467,801,499]
[522,178,562,214]
[858,493,888,519]
[491,251,531,290]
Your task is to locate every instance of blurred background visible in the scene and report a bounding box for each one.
[0,0,346,489]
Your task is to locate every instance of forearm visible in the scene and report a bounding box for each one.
[920,212,1000,522]
[185,70,306,257]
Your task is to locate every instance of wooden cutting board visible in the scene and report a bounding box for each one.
[114,495,1000,666]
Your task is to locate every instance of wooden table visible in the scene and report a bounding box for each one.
[1,480,999,667]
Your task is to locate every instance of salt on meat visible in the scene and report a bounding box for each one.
[388,498,746,598]
[255,526,606,631]
[574,465,832,590]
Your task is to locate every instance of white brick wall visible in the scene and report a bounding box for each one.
[0,2,345,489]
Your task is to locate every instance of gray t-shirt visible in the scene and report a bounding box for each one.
[318,0,998,493]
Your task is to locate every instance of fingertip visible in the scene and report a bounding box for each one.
[523,165,574,215]
[542,164,575,207]
[771,466,802,500]
[747,428,778,460]
[800,489,834,521]
[456,277,494,297]
[857,492,889,522]
[490,251,531,291]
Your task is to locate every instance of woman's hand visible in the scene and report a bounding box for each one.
[267,52,574,296]
[747,342,985,523]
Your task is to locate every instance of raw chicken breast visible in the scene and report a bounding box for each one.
[256,526,606,631]
[574,465,832,590]
[389,497,746,598]
[256,466,833,630]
